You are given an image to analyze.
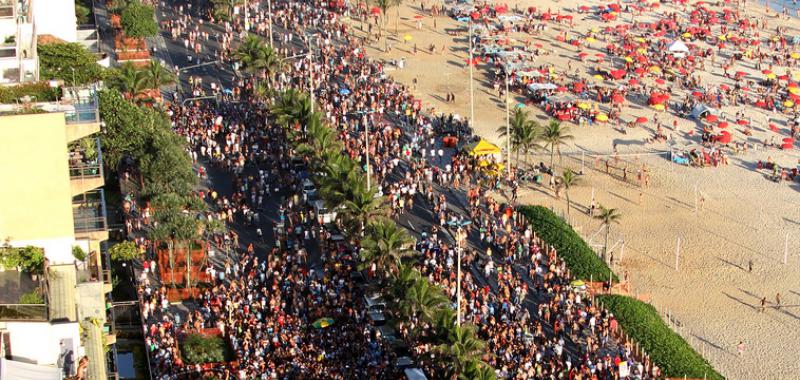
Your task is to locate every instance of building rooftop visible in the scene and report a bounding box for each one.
[0,85,99,124]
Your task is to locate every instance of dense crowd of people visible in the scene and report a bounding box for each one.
[126,0,669,379]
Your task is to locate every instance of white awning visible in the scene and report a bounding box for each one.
[668,40,689,52]
[0,358,61,380]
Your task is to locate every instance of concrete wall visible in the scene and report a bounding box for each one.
[0,113,75,264]
[32,0,77,42]
[4,321,81,365]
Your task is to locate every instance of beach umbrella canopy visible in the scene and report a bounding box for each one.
[596,113,609,122]
[705,114,718,122]
[651,103,665,110]
[628,78,639,86]
[403,34,413,41]
[769,123,780,132]
[610,69,627,79]
[313,318,335,329]
[578,52,589,58]
[339,88,351,95]
[636,117,648,124]
[791,52,800,59]
[755,100,767,108]
[612,93,625,103]
[716,132,732,144]
[736,119,749,125]
[578,102,591,110]
[414,14,424,19]
[717,121,728,129]
[735,71,747,77]
[784,100,794,107]
[370,6,380,15]
[655,78,666,85]
[783,137,794,143]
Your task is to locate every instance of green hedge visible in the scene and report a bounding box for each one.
[518,205,617,282]
[0,82,60,103]
[181,333,230,364]
[597,295,724,380]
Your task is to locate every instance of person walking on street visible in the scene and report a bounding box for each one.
[737,341,745,356]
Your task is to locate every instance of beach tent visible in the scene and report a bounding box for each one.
[465,139,502,156]
[690,103,718,119]
[528,83,558,91]
[668,40,689,57]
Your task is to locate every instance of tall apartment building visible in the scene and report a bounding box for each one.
[0,86,112,379]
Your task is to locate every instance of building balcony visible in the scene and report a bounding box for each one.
[69,137,104,196]
[0,270,48,321]
[73,189,109,241]
[64,86,101,141]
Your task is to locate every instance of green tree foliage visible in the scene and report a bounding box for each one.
[38,42,105,85]
[120,1,158,39]
[72,245,87,261]
[181,333,227,364]
[38,42,98,81]
[98,89,153,169]
[75,0,92,24]
[518,206,618,282]
[359,218,414,276]
[108,62,148,98]
[109,241,140,261]
[0,245,45,273]
[0,82,59,103]
[139,129,196,196]
[597,295,724,379]
[19,290,44,304]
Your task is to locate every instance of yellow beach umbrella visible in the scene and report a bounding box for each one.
[634,37,646,43]
[624,56,633,63]
[578,102,590,110]
[596,113,609,122]
[637,48,647,54]
[793,72,800,81]
[789,87,800,95]
[717,35,726,41]
[403,34,413,41]
[771,36,780,42]
[586,36,597,43]
[791,52,800,59]
[591,27,599,33]
[682,32,692,38]
[593,74,604,80]
[651,104,665,111]
[784,100,794,107]
[649,66,661,73]
[767,73,777,80]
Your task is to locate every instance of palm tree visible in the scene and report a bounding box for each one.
[401,277,449,324]
[559,168,579,218]
[359,218,414,276]
[436,324,486,376]
[234,35,279,86]
[342,181,386,235]
[594,205,622,263]
[271,89,313,132]
[542,119,574,169]
[387,262,419,311]
[497,109,541,167]
[109,62,148,99]
[376,0,390,31]
[392,0,403,35]
[460,360,497,380]
[142,59,176,90]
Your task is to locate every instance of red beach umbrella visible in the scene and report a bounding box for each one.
[705,114,718,122]
[717,121,728,129]
[636,117,648,124]
[737,119,749,125]
[769,123,780,132]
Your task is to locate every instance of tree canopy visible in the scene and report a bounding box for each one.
[120,1,158,39]
[38,42,105,85]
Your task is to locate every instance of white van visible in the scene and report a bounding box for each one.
[313,200,337,224]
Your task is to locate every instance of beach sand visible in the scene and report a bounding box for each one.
[350,0,800,377]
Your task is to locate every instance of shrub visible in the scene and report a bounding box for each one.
[19,290,44,304]
[109,241,140,262]
[0,82,59,103]
[597,295,724,380]
[518,205,617,282]
[181,333,228,364]
[72,245,87,262]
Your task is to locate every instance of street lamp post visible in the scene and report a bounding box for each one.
[468,21,475,128]
[505,70,511,176]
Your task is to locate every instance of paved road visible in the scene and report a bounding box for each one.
[149,0,628,373]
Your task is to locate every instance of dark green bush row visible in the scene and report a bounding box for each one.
[596,295,724,380]
[518,205,618,282]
